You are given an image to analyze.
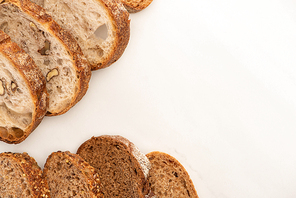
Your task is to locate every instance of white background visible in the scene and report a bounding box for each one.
[1,0,296,197]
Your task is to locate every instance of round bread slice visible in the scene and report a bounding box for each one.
[146,151,199,198]
[121,0,153,13]
[32,0,130,70]
[0,152,50,197]
[0,0,91,116]
[43,151,104,198]
[0,30,47,144]
[77,135,152,198]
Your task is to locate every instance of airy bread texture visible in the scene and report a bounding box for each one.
[146,151,199,198]
[0,152,50,197]
[43,151,104,198]
[0,30,47,144]
[0,0,91,116]
[121,0,153,13]
[32,0,130,70]
[77,135,152,198]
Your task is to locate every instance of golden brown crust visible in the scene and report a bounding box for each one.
[92,0,130,70]
[0,30,48,144]
[146,151,199,198]
[43,151,104,198]
[3,0,91,116]
[121,0,153,13]
[0,152,50,197]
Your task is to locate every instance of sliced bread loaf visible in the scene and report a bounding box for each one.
[0,0,91,116]
[0,30,47,144]
[0,152,50,197]
[146,151,199,198]
[121,0,153,13]
[43,151,104,198]
[32,0,130,70]
[77,135,151,198]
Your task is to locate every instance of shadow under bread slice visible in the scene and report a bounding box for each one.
[43,151,104,198]
[0,0,91,116]
[0,152,50,197]
[146,151,199,198]
[0,30,47,144]
[77,135,152,198]
[32,0,130,70]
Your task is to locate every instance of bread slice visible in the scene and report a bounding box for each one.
[0,30,47,144]
[121,0,153,13]
[43,151,104,198]
[146,151,199,198]
[32,0,130,70]
[0,0,91,116]
[77,135,152,198]
[0,152,50,197]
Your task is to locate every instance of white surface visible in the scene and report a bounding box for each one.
[1,0,296,197]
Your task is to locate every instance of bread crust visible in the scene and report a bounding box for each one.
[121,0,153,13]
[92,0,130,70]
[0,152,50,197]
[43,151,104,198]
[146,151,199,198]
[1,0,91,116]
[0,30,48,144]
[77,135,152,197]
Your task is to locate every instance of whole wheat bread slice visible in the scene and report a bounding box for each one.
[146,151,199,198]
[0,0,91,116]
[0,30,47,144]
[43,151,104,198]
[77,135,152,198]
[0,152,50,197]
[32,0,130,70]
[121,0,153,13]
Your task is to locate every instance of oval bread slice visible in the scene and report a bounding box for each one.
[121,0,153,13]
[32,0,130,70]
[0,152,50,197]
[0,0,91,116]
[146,151,199,198]
[0,30,47,144]
[43,151,104,198]
[77,135,152,198]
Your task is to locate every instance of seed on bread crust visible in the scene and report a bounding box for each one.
[46,68,59,82]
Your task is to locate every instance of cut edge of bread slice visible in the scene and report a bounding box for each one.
[43,151,104,198]
[32,0,130,70]
[0,0,91,116]
[77,135,152,197]
[0,152,50,197]
[146,151,199,198]
[0,30,48,144]
[121,0,153,13]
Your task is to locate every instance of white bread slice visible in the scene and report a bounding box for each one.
[146,151,199,198]
[32,0,130,70]
[0,30,47,144]
[77,135,152,198]
[0,152,50,197]
[121,0,153,13]
[0,0,91,116]
[43,151,104,198]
